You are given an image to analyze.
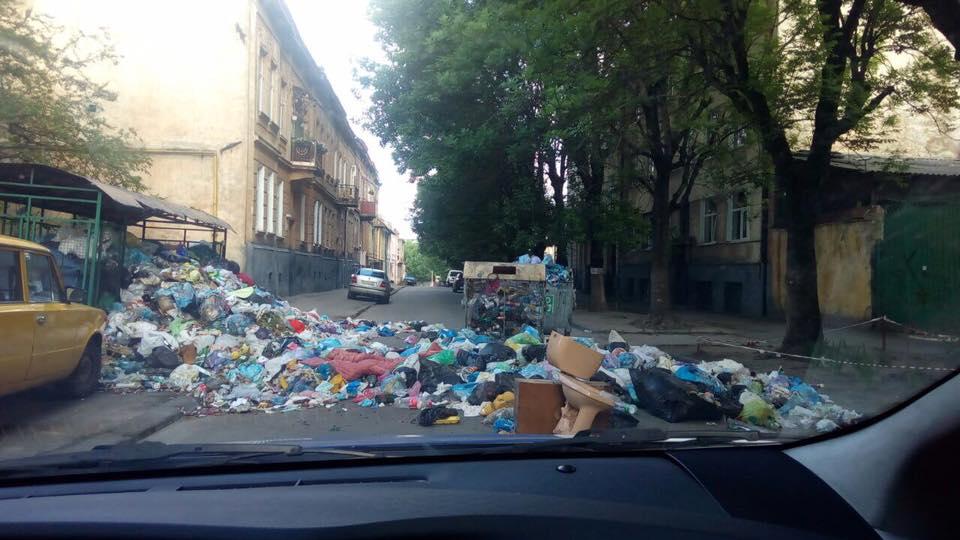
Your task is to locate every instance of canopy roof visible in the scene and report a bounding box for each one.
[0,163,232,231]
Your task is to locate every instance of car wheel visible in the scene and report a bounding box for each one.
[60,340,101,398]
[347,291,355,299]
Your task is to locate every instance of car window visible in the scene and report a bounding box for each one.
[358,268,386,279]
[24,251,63,303]
[0,250,23,303]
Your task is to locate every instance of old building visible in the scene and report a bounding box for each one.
[30,0,395,295]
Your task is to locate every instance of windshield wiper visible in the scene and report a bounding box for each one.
[0,441,379,477]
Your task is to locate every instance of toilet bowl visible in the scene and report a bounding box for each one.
[557,372,617,436]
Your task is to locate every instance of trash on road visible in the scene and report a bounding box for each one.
[99,243,860,434]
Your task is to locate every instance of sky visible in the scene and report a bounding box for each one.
[286,0,416,239]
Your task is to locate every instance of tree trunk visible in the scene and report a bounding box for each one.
[779,161,823,355]
[648,173,672,322]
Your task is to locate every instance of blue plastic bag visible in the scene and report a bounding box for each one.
[224,313,251,336]
[673,365,725,394]
[493,417,516,432]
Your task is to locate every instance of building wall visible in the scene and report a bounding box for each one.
[32,0,254,263]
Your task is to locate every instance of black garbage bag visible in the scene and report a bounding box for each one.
[467,381,500,405]
[607,341,629,352]
[261,341,285,359]
[148,346,181,369]
[417,406,461,426]
[478,342,515,363]
[455,349,486,369]
[421,330,439,341]
[629,368,724,423]
[395,366,418,388]
[590,370,631,401]
[408,321,427,331]
[494,372,519,390]
[521,344,547,362]
[417,360,463,393]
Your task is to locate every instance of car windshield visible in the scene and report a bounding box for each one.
[0,0,958,476]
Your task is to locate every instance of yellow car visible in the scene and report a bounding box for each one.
[0,234,105,398]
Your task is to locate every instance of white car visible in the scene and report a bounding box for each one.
[445,270,462,287]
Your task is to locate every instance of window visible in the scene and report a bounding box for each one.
[255,165,266,232]
[257,49,267,114]
[299,194,306,242]
[279,80,288,137]
[269,62,278,120]
[25,251,63,303]
[700,198,719,244]
[266,171,275,235]
[358,268,386,279]
[0,249,22,302]
[274,176,284,237]
[728,192,749,241]
[313,201,323,246]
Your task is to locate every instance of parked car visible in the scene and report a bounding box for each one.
[403,275,417,286]
[348,267,391,304]
[0,234,105,399]
[446,270,462,287]
[453,272,464,293]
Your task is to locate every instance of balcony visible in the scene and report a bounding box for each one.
[337,185,359,207]
[291,138,325,170]
[360,200,377,219]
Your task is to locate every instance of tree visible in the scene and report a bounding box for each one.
[362,0,550,265]
[0,0,149,189]
[403,240,446,282]
[684,0,959,353]
[520,0,759,320]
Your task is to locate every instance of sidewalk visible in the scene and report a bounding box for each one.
[571,307,959,369]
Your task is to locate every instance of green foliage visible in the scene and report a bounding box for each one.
[0,0,149,189]
[363,0,551,264]
[403,241,446,281]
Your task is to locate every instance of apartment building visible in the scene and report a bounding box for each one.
[30,0,396,295]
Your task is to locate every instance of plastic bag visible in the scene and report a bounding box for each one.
[224,313,252,336]
[137,330,178,357]
[673,364,725,394]
[427,349,456,365]
[168,363,209,390]
[417,406,461,426]
[417,359,463,393]
[200,293,228,322]
[629,368,724,423]
[478,342,515,363]
[738,390,780,429]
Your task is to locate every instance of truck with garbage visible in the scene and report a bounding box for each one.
[461,257,574,338]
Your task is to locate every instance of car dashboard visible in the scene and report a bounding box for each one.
[0,447,877,539]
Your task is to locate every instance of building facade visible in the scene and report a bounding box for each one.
[31,0,398,296]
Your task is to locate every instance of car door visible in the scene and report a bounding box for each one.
[23,250,83,382]
[0,248,35,393]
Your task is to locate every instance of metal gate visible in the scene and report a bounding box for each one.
[873,201,960,332]
[0,182,103,305]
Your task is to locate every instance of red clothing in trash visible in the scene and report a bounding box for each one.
[237,272,256,286]
[325,349,401,381]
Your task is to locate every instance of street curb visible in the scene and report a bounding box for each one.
[571,317,734,336]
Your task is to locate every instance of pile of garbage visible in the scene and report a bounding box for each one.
[101,244,859,434]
